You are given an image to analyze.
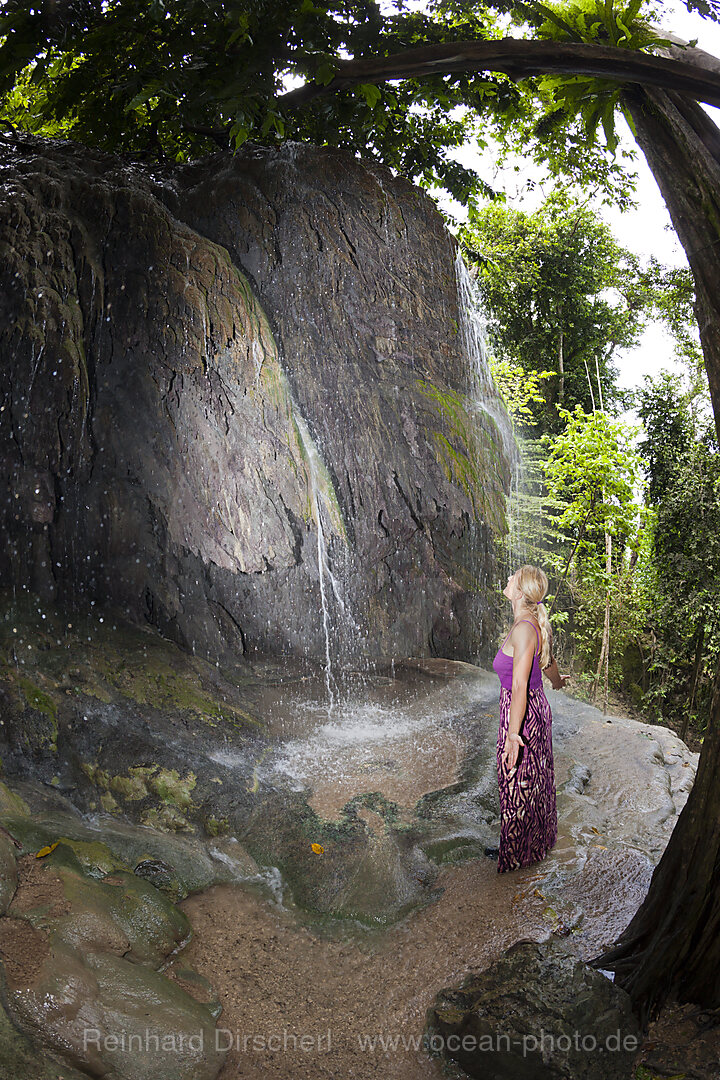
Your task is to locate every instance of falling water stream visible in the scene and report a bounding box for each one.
[453,251,528,579]
[293,411,348,708]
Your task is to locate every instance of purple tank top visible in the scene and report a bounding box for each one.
[492,620,543,691]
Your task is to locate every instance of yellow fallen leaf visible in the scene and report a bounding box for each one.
[36,841,59,858]
[311,843,324,855]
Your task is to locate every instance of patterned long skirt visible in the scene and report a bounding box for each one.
[496,685,558,873]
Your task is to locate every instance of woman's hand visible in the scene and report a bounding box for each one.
[543,654,571,690]
[501,733,524,779]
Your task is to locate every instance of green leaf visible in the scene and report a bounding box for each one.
[615,18,632,45]
[358,83,381,108]
[623,0,644,25]
[315,60,338,87]
[124,85,161,112]
[601,100,618,153]
[620,101,637,137]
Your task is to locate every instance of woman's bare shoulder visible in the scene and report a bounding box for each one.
[509,620,538,645]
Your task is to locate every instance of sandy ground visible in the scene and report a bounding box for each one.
[178,856,720,1080]
[179,858,554,1080]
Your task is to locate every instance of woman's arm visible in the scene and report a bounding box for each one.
[508,623,535,736]
[542,652,571,689]
[501,623,536,778]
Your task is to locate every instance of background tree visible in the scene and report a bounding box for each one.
[461,191,647,435]
[635,368,720,739]
[540,404,644,709]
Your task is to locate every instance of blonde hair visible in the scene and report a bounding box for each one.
[515,564,551,668]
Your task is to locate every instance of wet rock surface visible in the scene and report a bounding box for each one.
[0,964,90,1080]
[426,938,642,1080]
[0,596,463,926]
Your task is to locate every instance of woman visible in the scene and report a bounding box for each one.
[491,564,570,873]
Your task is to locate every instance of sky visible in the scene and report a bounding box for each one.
[371,0,720,418]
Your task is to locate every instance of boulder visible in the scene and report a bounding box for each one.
[426,938,642,1080]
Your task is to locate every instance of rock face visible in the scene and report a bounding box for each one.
[426,938,643,1080]
[0,134,513,667]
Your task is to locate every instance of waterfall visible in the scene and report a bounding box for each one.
[507,456,530,574]
[453,250,526,583]
[293,412,347,706]
[454,250,520,474]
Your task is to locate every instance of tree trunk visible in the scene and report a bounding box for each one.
[592,530,611,711]
[587,84,720,1028]
[582,355,596,410]
[623,86,720,448]
[604,532,611,713]
[682,617,706,742]
[558,330,565,404]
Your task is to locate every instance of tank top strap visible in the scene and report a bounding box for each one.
[517,619,541,657]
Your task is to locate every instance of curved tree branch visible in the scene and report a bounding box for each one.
[278,38,720,111]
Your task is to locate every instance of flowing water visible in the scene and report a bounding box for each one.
[454,250,520,475]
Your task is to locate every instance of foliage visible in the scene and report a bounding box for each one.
[460,191,653,434]
[541,403,643,541]
[488,355,555,424]
[0,0,662,207]
[570,502,652,686]
[0,0,501,198]
[534,404,646,690]
[498,0,676,183]
[634,367,720,733]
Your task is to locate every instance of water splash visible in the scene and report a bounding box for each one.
[506,456,529,575]
[263,669,497,821]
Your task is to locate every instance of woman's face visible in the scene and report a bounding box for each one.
[503,571,520,603]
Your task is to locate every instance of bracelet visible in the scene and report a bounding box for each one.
[507,733,522,742]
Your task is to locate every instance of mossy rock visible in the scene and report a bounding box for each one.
[0,780,30,817]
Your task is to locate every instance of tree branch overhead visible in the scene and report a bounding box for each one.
[279,38,720,111]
